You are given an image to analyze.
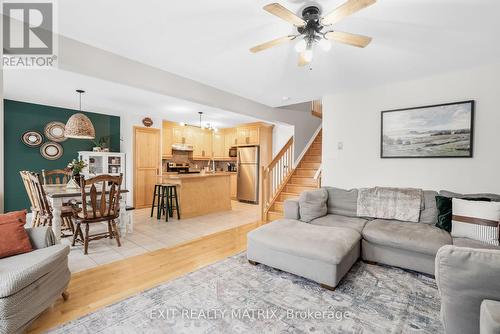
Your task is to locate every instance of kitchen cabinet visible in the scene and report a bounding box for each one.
[162,121,174,158]
[134,127,161,209]
[192,128,212,160]
[237,126,259,146]
[224,128,237,156]
[213,132,226,159]
[230,173,237,199]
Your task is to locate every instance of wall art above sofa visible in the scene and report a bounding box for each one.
[381,100,474,158]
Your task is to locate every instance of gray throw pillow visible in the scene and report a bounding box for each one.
[299,188,328,223]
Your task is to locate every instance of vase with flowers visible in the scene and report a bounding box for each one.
[66,159,87,188]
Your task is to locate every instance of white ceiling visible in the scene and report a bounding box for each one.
[3,69,260,128]
[53,0,500,107]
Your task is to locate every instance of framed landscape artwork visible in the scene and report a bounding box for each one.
[381,100,474,158]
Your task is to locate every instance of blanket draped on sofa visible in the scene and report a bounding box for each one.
[357,187,423,222]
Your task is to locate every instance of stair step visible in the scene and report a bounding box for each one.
[290,176,318,186]
[311,143,322,149]
[300,161,321,169]
[285,184,318,194]
[307,148,321,156]
[272,201,284,212]
[279,192,299,201]
[294,168,317,177]
[267,211,283,222]
[303,155,321,162]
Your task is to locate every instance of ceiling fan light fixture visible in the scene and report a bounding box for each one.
[319,38,332,51]
[303,49,313,62]
[294,39,307,53]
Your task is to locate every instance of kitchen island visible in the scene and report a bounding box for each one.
[160,172,232,219]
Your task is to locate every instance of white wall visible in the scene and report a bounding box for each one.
[323,63,500,194]
[120,115,162,205]
[272,123,294,158]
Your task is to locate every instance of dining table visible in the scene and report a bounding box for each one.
[43,184,132,243]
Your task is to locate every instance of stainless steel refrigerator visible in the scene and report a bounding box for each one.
[237,146,259,204]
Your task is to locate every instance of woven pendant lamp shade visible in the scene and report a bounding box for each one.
[64,113,95,139]
[65,89,95,139]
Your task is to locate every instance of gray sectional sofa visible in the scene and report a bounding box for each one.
[247,186,500,334]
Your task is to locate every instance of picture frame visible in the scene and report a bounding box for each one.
[381,100,475,158]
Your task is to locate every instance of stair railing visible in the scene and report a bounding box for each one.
[261,136,294,222]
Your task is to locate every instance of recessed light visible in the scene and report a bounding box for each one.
[282,96,290,101]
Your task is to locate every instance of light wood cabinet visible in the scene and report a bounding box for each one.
[213,132,226,159]
[230,173,237,199]
[162,121,174,158]
[237,126,260,146]
[224,128,237,157]
[192,128,212,160]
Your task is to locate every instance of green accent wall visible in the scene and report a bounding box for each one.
[4,99,120,212]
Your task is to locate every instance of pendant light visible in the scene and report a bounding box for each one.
[64,89,96,139]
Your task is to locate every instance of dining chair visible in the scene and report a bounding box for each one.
[72,174,123,255]
[42,168,72,185]
[26,171,75,235]
[20,171,40,226]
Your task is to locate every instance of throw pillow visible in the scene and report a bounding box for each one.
[0,210,33,259]
[435,196,491,232]
[299,188,328,223]
[451,198,500,246]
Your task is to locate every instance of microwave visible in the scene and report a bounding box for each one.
[228,147,237,158]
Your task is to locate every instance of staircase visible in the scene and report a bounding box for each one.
[262,130,322,222]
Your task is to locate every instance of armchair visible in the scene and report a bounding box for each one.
[0,226,70,334]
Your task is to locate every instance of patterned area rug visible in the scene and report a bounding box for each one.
[49,253,443,333]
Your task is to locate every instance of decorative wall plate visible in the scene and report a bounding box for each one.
[21,131,43,147]
[44,121,67,142]
[40,142,64,160]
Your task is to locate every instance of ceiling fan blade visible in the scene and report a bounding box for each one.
[298,52,310,67]
[250,35,295,53]
[321,0,376,26]
[264,3,306,27]
[325,31,372,48]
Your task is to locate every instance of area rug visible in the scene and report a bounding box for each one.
[49,253,443,333]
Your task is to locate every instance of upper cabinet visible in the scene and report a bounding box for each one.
[162,121,273,162]
[162,121,174,158]
[213,132,226,160]
[237,126,260,146]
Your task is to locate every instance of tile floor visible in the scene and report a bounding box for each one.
[62,200,259,273]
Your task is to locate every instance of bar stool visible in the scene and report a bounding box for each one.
[162,184,180,221]
[150,184,165,219]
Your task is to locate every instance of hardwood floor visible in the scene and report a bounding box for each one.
[28,221,260,333]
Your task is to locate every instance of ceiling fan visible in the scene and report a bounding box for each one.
[250,0,376,66]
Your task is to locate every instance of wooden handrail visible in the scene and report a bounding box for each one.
[266,137,293,171]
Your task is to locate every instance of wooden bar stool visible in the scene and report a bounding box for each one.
[150,184,165,219]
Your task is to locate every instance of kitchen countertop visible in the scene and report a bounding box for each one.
[161,172,233,180]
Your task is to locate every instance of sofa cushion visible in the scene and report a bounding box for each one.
[362,219,452,256]
[419,190,439,224]
[299,188,328,223]
[439,190,500,202]
[0,244,69,298]
[453,237,500,250]
[325,187,358,217]
[0,210,32,259]
[309,214,368,233]
[247,219,361,264]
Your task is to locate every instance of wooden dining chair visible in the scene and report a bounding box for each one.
[42,168,72,185]
[26,171,75,235]
[72,174,123,255]
[20,171,40,227]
